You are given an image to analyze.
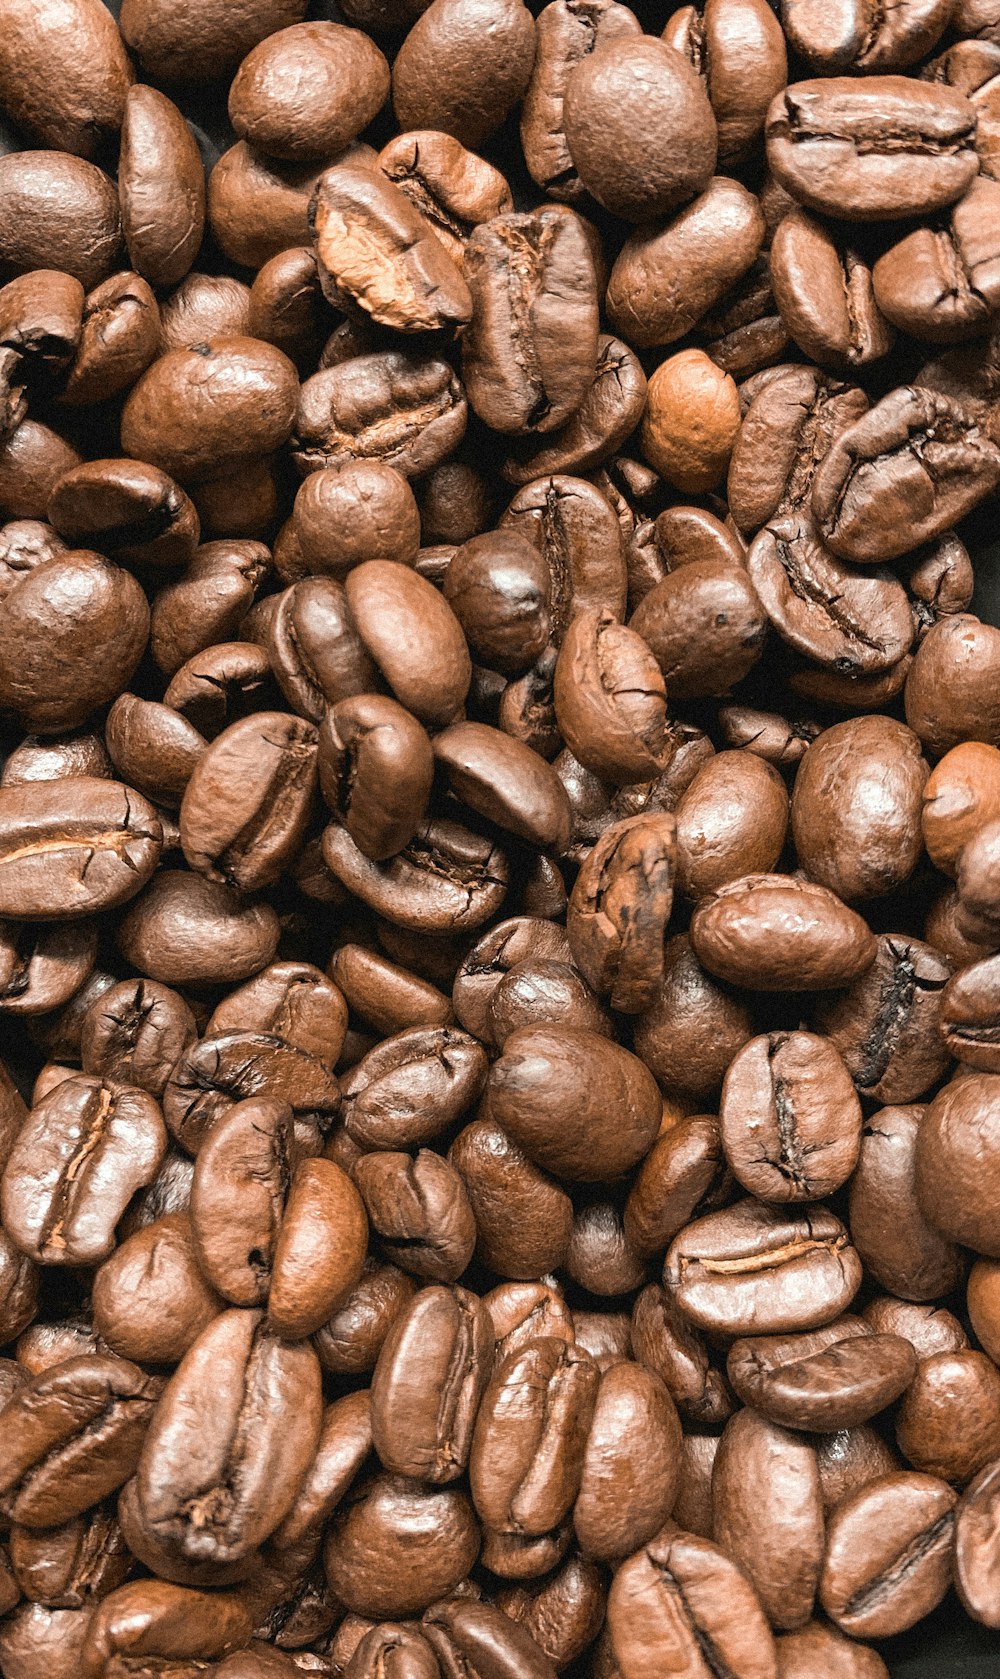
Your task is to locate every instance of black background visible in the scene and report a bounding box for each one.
[3,0,1000,1669]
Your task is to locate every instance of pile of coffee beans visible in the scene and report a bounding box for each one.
[4,0,1000,1674]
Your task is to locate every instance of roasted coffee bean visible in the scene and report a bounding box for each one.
[633,933,754,1103]
[1,1073,166,1266]
[607,1527,777,1679]
[294,350,467,479]
[207,961,347,1066]
[567,814,676,1011]
[0,152,121,291]
[849,1106,965,1301]
[0,778,162,922]
[470,1336,598,1535]
[954,1455,1000,1627]
[728,367,869,536]
[121,337,299,487]
[674,749,788,899]
[864,1296,969,1361]
[607,177,765,349]
[8,1503,129,1609]
[562,36,717,221]
[48,459,199,571]
[370,1283,492,1482]
[766,78,979,220]
[0,1354,161,1527]
[137,1308,322,1566]
[770,210,894,369]
[92,1214,223,1367]
[504,335,647,486]
[391,0,536,150]
[314,1257,416,1379]
[433,722,572,852]
[231,23,389,161]
[449,1116,574,1277]
[691,873,877,991]
[324,1472,480,1618]
[60,270,161,408]
[501,475,627,642]
[640,350,740,494]
[488,1024,661,1180]
[0,551,149,735]
[629,556,767,700]
[774,1621,890,1679]
[162,1029,340,1155]
[897,1347,1000,1483]
[462,208,599,435]
[713,1406,823,1629]
[118,869,280,988]
[813,387,1000,564]
[720,1030,862,1202]
[916,1072,1000,1255]
[664,0,788,166]
[573,1360,681,1560]
[819,1471,957,1637]
[342,1025,486,1151]
[666,1199,863,1335]
[311,160,472,335]
[727,1320,918,1431]
[873,177,1000,344]
[520,0,642,201]
[354,1147,475,1282]
[81,1579,254,1676]
[324,816,507,934]
[814,934,952,1105]
[118,85,205,292]
[179,712,317,892]
[746,513,914,675]
[0,920,97,1017]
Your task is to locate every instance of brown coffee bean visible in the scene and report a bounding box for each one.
[607,1527,777,1679]
[0,153,121,291]
[766,78,978,220]
[666,1199,863,1336]
[770,210,894,370]
[896,1349,1000,1483]
[92,1213,222,1367]
[955,1455,1000,1628]
[819,1472,957,1637]
[450,1116,574,1278]
[230,23,388,161]
[121,337,299,487]
[345,560,471,727]
[849,1106,964,1301]
[665,0,788,166]
[60,271,161,408]
[370,1283,492,1482]
[433,722,572,852]
[180,711,318,892]
[814,388,1000,565]
[118,870,280,988]
[774,1621,890,1679]
[675,749,789,899]
[323,816,508,934]
[814,934,953,1106]
[392,0,536,150]
[562,37,716,221]
[119,0,308,83]
[462,208,599,436]
[607,177,765,349]
[720,1030,862,1202]
[573,1361,681,1561]
[916,1072,1000,1255]
[354,1147,475,1282]
[470,1336,598,1535]
[0,551,148,735]
[488,1024,660,1180]
[629,556,767,700]
[633,933,754,1103]
[873,177,1000,344]
[311,159,472,335]
[640,350,741,494]
[520,0,642,201]
[2,1073,166,1267]
[294,349,467,479]
[713,1407,823,1629]
[324,1472,479,1617]
[727,1321,918,1432]
[567,814,676,1011]
[502,475,627,643]
[0,1354,161,1527]
[119,85,206,290]
[691,872,877,991]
